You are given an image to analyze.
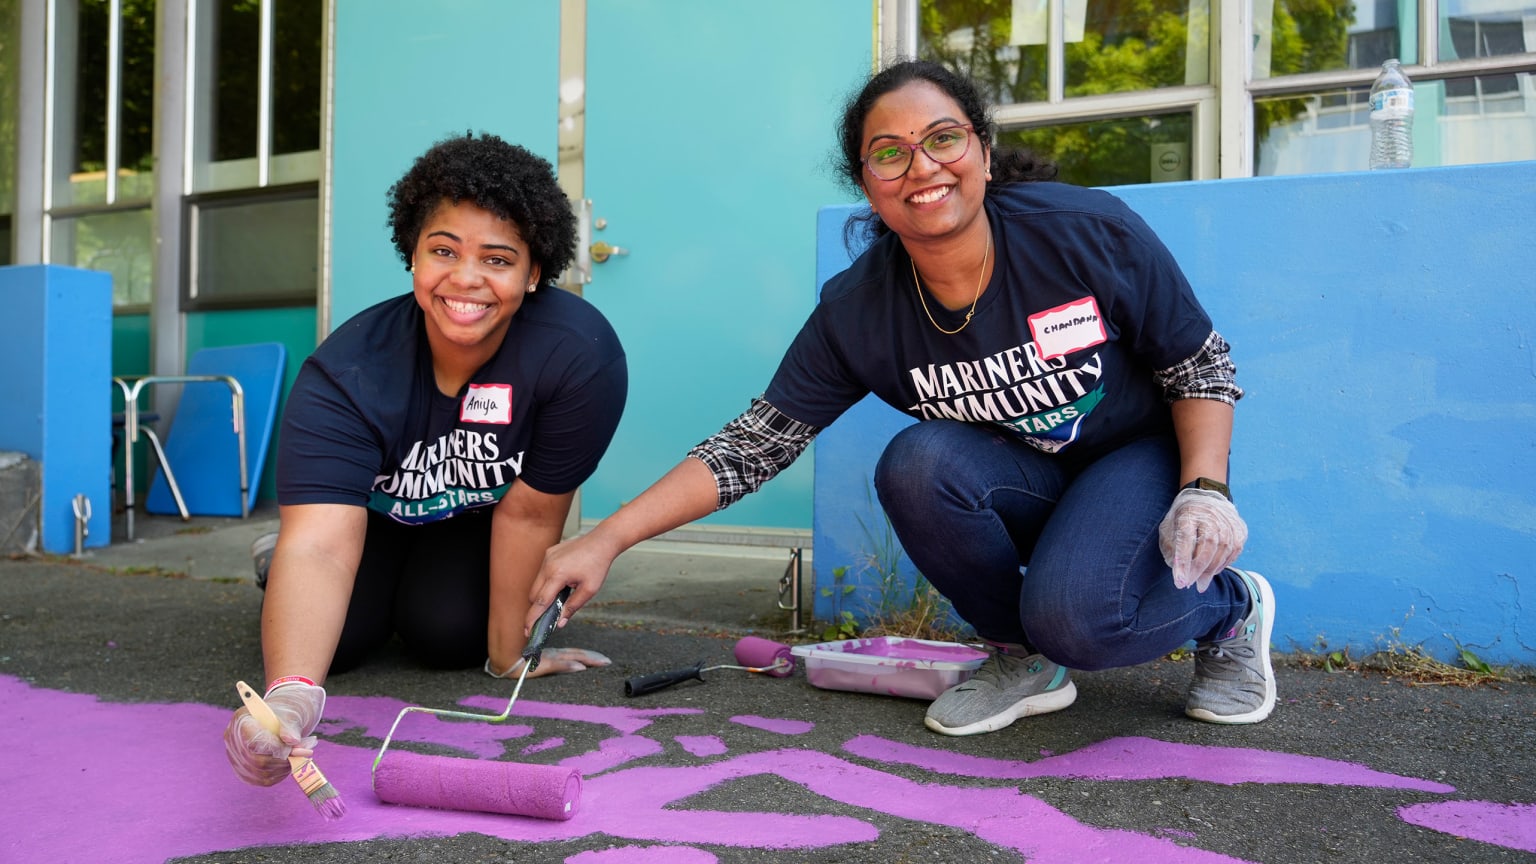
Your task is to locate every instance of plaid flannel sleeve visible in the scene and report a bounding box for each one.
[1152,330,1245,405]
[687,398,821,510]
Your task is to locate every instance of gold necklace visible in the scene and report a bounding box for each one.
[911,230,991,335]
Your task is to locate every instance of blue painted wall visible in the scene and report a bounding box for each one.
[0,265,112,552]
[328,0,558,329]
[812,162,1536,666]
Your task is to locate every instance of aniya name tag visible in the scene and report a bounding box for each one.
[460,383,512,424]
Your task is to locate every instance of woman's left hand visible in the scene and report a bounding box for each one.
[1158,487,1247,592]
[484,648,612,680]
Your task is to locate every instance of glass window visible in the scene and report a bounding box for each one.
[1001,112,1195,187]
[1440,2,1536,62]
[1,0,17,233]
[185,186,317,308]
[1257,0,1412,80]
[919,1,1211,105]
[51,208,156,307]
[191,0,322,192]
[1253,72,1536,175]
[50,0,156,208]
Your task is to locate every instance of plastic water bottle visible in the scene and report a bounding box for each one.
[1369,59,1415,169]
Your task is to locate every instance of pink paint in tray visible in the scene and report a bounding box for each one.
[790,637,989,700]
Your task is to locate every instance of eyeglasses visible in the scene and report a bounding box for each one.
[863,125,975,181]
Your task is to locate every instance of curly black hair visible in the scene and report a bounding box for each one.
[835,60,1056,248]
[386,132,577,288]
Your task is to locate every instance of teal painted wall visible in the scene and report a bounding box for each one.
[812,162,1536,666]
[328,0,559,329]
[579,0,871,527]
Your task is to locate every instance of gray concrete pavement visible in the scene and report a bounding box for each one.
[2,508,1534,864]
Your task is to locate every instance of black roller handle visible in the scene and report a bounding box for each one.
[624,662,707,697]
[522,586,573,673]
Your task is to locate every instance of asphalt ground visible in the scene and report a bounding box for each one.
[2,509,1533,864]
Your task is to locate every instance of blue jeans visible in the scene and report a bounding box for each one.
[873,421,1248,671]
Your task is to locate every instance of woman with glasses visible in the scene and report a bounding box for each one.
[529,60,1273,736]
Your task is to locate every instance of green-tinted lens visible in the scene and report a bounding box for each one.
[867,145,911,178]
[924,127,969,160]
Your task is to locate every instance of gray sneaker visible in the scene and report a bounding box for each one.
[924,644,1077,736]
[251,531,278,590]
[1186,569,1277,724]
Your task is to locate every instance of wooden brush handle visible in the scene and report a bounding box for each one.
[236,680,306,771]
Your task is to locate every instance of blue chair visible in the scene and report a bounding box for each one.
[113,342,287,538]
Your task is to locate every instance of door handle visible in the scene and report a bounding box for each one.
[590,241,629,264]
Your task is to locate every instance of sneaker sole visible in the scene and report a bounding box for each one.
[1186,569,1277,725]
[923,680,1078,737]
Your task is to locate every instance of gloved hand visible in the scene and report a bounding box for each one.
[223,681,326,787]
[1158,487,1247,593]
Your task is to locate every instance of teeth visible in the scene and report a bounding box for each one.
[908,186,950,205]
[443,298,490,314]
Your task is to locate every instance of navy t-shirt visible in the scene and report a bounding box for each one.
[765,182,1211,462]
[277,289,627,524]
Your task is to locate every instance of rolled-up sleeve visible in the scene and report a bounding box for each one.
[686,398,820,510]
[1153,330,1244,405]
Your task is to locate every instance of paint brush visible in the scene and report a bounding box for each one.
[236,680,347,821]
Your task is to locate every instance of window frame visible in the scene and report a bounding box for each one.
[180,181,319,312]
[885,0,1536,181]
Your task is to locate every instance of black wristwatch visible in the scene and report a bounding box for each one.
[1182,477,1232,502]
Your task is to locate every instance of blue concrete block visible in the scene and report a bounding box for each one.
[0,265,113,553]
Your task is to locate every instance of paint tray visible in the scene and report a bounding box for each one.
[790,637,988,700]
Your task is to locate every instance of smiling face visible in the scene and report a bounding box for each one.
[411,198,540,370]
[858,80,990,244]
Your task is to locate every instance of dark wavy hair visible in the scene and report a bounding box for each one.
[835,59,1056,248]
[386,132,577,289]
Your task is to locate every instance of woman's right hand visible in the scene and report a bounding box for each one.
[223,682,326,787]
[525,532,620,635]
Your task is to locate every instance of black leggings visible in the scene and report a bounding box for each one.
[330,508,494,674]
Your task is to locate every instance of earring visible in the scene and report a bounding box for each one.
[527,283,538,293]
[408,264,415,273]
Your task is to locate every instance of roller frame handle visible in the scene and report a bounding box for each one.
[624,663,706,697]
[523,586,573,671]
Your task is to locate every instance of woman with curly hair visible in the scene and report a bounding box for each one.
[528,60,1271,737]
[224,132,626,788]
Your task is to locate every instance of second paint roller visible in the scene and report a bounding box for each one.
[370,586,581,820]
[624,636,796,696]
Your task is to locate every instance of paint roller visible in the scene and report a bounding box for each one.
[623,636,796,697]
[370,586,582,820]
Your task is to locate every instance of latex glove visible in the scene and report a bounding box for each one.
[484,648,613,680]
[223,681,326,787]
[1158,487,1248,593]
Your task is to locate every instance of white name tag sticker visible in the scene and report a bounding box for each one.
[460,383,513,424]
[1029,297,1107,361]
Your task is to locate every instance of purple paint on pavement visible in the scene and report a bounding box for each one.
[1398,801,1536,852]
[459,693,701,733]
[561,735,665,774]
[523,737,565,755]
[730,715,813,735]
[843,735,1456,792]
[320,694,534,759]
[0,674,1458,864]
[566,845,719,863]
[676,736,728,757]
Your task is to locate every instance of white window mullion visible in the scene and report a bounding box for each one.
[257,0,274,187]
[1420,0,1438,68]
[1048,0,1065,103]
[1219,0,1254,177]
[106,0,122,204]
